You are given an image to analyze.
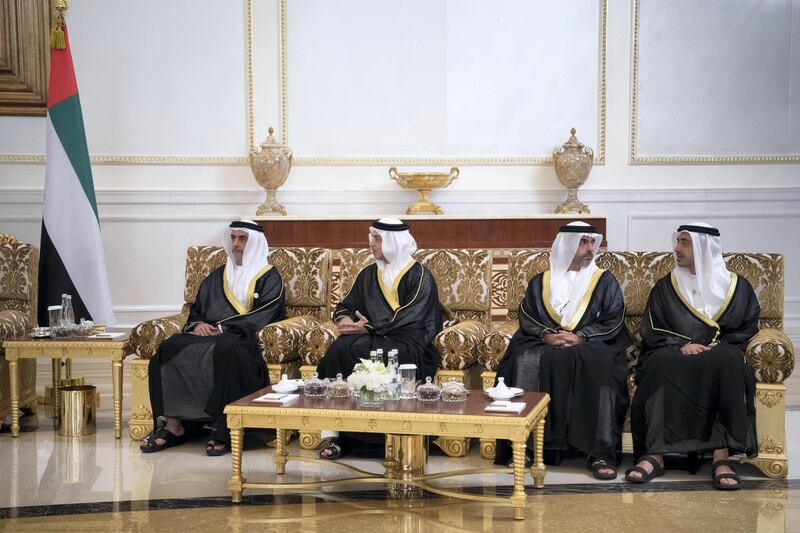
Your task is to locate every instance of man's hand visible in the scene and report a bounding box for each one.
[191,322,221,337]
[337,311,369,335]
[543,331,585,348]
[680,343,710,355]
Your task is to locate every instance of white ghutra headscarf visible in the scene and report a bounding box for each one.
[369,218,417,288]
[672,222,732,319]
[548,221,603,327]
[221,220,270,309]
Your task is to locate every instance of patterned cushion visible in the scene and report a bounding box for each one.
[596,252,674,316]
[333,249,375,308]
[128,312,188,360]
[183,246,227,304]
[0,310,31,341]
[269,247,331,308]
[259,315,320,364]
[723,253,783,320]
[300,321,339,366]
[505,250,550,319]
[746,329,794,383]
[0,236,38,323]
[434,320,489,370]
[416,249,491,319]
[478,320,518,371]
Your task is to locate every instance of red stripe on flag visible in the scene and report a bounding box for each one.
[47,26,79,109]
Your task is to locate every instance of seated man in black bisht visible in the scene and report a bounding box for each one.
[316,218,442,459]
[494,222,629,479]
[141,220,285,455]
[627,222,759,490]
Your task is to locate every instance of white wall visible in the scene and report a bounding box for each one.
[0,1,798,340]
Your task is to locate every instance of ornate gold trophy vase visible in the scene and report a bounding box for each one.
[552,128,593,214]
[250,127,292,216]
[389,167,459,215]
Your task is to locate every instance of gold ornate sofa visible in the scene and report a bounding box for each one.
[127,246,332,440]
[0,234,39,425]
[127,246,491,442]
[478,250,793,478]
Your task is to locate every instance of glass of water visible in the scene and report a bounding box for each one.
[398,364,417,399]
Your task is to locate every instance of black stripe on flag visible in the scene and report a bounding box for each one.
[38,221,93,326]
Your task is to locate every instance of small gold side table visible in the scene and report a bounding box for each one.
[3,331,130,438]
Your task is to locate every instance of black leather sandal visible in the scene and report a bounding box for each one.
[624,455,665,483]
[319,438,347,460]
[711,460,741,491]
[206,440,229,456]
[589,458,618,480]
[139,428,188,453]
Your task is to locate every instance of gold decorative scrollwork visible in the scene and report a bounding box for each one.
[759,436,785,455]
[479,438,497,460]
[433,437,470,457]
[368,419,378,430]
[300,416,310,426]
[130,364,148,382]
[131,404,152,421]
[438,422,448,432]
[402,421,412,431]
[756,389,783,409]
[299,431,321,450]
[334,417,343,427]
[472,424,483,434]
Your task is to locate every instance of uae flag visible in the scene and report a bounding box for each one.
[38,21,115,327]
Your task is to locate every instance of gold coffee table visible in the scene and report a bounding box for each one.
[225,389,549,520]
[3,331,131,438]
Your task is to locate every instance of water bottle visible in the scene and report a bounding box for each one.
[375,348,384,365]
[369,350,378,364]
[63,295,75,325]
[387,350,399,375]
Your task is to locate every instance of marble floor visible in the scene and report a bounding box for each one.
[0,360,798,531]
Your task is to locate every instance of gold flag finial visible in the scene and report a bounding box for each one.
[51,0,69,50]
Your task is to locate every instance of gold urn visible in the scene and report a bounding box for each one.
[249,127,292,216]
[389,167,459,215]
[552,128,593,214]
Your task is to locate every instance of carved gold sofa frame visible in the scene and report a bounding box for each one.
[127,246,492,446]
[0,234,39,425]
[127,247,793,478]
[477,250,793,478]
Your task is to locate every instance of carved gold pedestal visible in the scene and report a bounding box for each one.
[743,383,788,478]
[385,434,427,498]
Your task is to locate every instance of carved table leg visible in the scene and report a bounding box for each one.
[511,439,527,520]
[274,428,288,475]
[9,359,19,437]
[531,413,547,489]
[228,426,245,503]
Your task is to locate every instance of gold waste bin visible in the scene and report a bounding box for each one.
[58,385,97,437]
[44,377,86,418]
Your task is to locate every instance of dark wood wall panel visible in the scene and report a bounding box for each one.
[256,217,607,249]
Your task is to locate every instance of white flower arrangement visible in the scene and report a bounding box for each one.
[347,358,392,394]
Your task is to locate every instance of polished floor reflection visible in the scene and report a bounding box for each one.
[0,361,798,531]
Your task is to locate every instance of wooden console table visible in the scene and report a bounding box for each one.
[253,215,606,248]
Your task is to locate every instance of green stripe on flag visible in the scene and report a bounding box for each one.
[48,93,98,219]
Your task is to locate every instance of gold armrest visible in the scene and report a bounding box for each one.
[434,320,490,370]
[746,328,795,383]
[128,312,188,360]
[300,321,339,366]
[477,320,519,371]
[258,315,320,364]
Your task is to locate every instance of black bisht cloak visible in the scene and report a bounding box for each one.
[631,273,759,459]
[148,265,285,439]
[317,261,443,382]
[495,269,629,463]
